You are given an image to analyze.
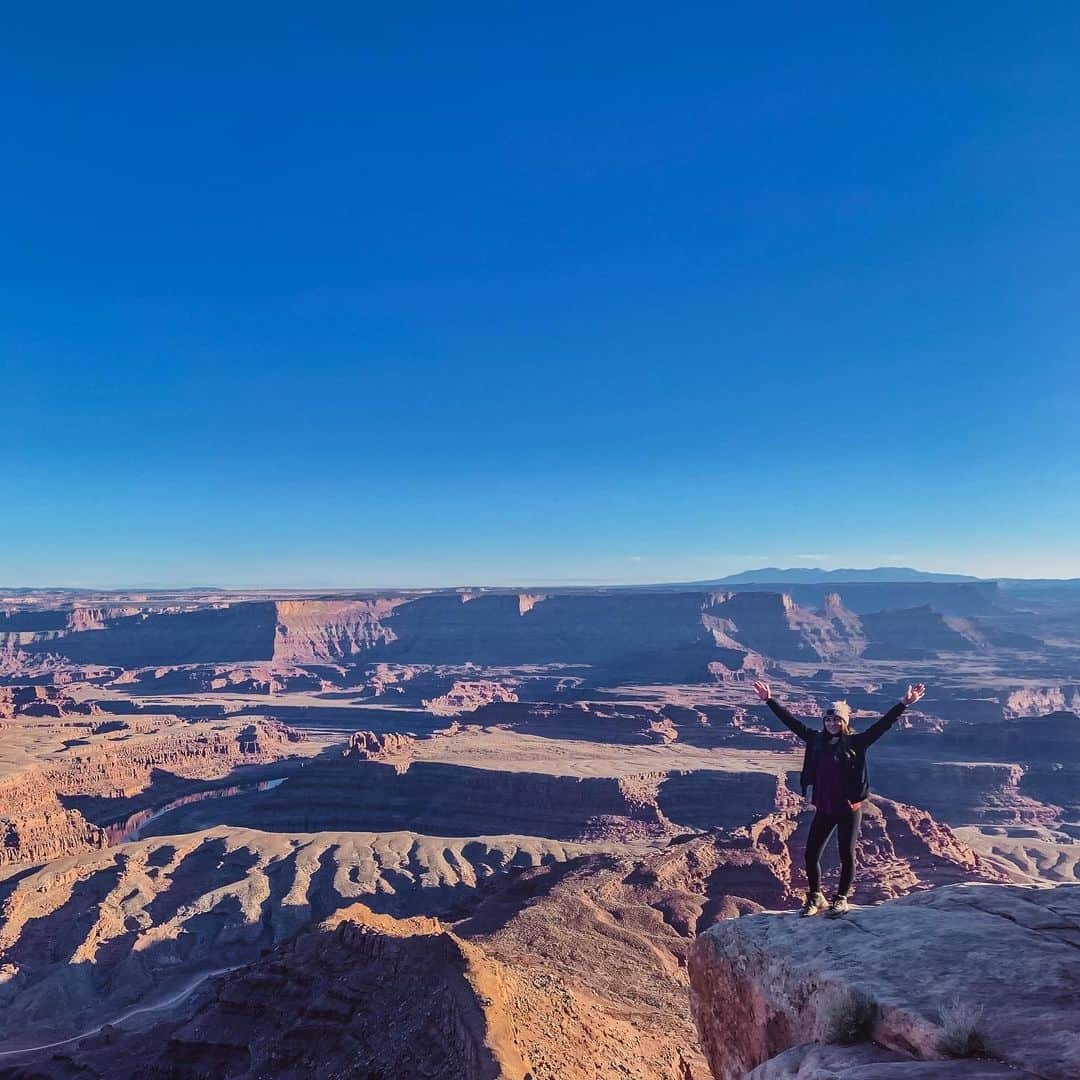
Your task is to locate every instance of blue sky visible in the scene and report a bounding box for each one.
[3,4,1078,587]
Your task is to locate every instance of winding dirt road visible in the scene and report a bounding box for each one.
[0,966,236,1058]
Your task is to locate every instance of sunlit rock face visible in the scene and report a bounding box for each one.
[3,585,1036,682]
[0,718,305,865]
[689,882,1080,1080]
[0,795,1008,1072]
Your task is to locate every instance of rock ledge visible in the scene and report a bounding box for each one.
[689,882,1080,1079]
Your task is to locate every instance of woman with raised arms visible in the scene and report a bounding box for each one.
[752,679,926,917]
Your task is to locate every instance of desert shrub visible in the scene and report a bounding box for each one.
[937,994,986,1058]
[813,984,877,1045]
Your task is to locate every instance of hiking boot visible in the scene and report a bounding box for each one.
[798,892,827,917]
[825,895,850,919]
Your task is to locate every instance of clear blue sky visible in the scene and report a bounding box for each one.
[3,4,1078,587]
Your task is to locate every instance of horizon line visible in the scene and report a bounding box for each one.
[3,570,1079,594]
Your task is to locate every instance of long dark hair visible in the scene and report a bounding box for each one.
[822,700,853,735]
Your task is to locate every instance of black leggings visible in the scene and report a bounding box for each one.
[805,807,863,897]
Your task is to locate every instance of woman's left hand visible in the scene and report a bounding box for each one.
[902,682,926,705]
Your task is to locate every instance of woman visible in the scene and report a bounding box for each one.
[751,679,926,918]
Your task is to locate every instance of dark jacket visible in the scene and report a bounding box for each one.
[766,697,907,804]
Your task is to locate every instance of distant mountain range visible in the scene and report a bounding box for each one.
[4,570,1079,596]
[700,566,981,585]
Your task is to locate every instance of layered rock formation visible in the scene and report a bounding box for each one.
[0,685,97,719]
[0,719,306,865]
[0,796,106,868]
[40,905,531,1079]
[23,602,279,667]
[342,729,415,771]
[271,598,405,663]
[423,678,520,715]
[0,803,1013,1076]
[954,824,1080,884]
[461,699,793,751]
[1,585,1030,684]
[1003,686,1080,718]
[871,757,1064,827]
[713,579,1001,615]
[1,582,1077,1077]
[134,756,795,843]
[689,882,1080,1079]
[0,827,599,1053]
[861,604,978,658]
[940,709,1080,757]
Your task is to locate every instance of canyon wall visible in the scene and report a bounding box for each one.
[137,758,792,842]
[22,602,279,667]
[0,827,600,1054]
[870,758,1063,826]
[0,719,305,865]
[0,800,1010,1076]
[714,580,1001,615]
[2,586,1023,682]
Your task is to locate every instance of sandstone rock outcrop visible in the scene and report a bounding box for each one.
[23,602,280,667]
[861,604,978,657]
[0,827,598,1053]
[424,678,520,715]
[462,699,792,751]
[272,598,405,663]
[0,719,306,864]
[133,757,795,843]
[0,685,96,719]
[0,799,1014,1073]
[49,904,531,1079]
[871,757,1063,827]
[940,709,1080,759]
[342,729,415,771]
[0,798,107,867]
[780,795,1012,900]
[3,587,1020,683]
[1003,686,1080,718]
[715,579,1000,616]
[689,882,1080,1079]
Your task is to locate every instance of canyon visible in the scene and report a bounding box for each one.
[1,578,1078,1077]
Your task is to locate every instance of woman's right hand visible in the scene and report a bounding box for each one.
[752,680,771,702]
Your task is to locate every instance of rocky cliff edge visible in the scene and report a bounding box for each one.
[689,882,1080,1079]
